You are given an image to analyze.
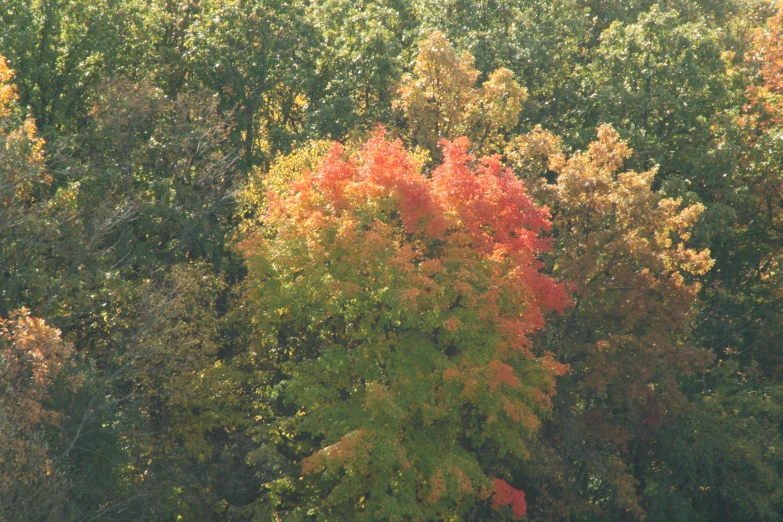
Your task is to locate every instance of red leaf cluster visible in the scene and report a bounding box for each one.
[491,477,528,519]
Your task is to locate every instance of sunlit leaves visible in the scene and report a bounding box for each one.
[0,309,75,520]
[242,129,566,519]
[0,56,48,230]
[508,124,713,519]
[394,31,527,157]
[586,5,731,179]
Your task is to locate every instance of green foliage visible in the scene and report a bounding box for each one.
[306,0,415,138]
[0,0,144,133]
[585,5,732,178]
[241,131,566,519]
[183,0,317,163]
[2,0,783,520]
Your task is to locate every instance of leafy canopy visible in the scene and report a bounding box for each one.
[395,31,527,157]
[241,129,567,520]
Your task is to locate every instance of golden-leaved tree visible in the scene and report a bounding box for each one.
[506,125,714,519]
[0,309,75,521]
[394,30,527,158]
[0,54,47,258]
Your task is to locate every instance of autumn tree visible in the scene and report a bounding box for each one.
[0,53,52,319]
[411,0,590,134]
[750,0,783,102]
[240,129,568,519]
[506,123,783,520]
[504,125,715,519]
[0,309,75,521]
[394,31,527,157]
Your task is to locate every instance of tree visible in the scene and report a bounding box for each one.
[0,55,72,520]
[1,61,254,518]
[0,0,144,134]
[0,56,47,224]
[505,125,714,520]
[584,5,732,183]
[305,0,415,139]
[411,0,590,134]
[0,54,50,318]
[720,0,783,378]
[240,129,568,519]
[394,31,527,157]
[185,0,317,164]
[45,80,251,519]
[0,308,75,521]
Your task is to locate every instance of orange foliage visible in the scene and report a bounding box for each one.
[755,3,783,94]
[0,309,74,494]
[747,2,783,125]
[0,55,48,212]
[301,429,373,476]
[243,127,568,517]
[259,128,568,334]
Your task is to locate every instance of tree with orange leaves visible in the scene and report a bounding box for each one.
[0,308,75,521]
[748,1,783,125]
[0,55,47,240]
[240,129,567,519]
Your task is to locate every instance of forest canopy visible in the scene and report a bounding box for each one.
[2,1,783,521]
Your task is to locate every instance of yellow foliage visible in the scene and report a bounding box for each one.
[0,56,16,120]
[394,31,527,157]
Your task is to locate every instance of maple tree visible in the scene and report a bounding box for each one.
[240,129,567,519]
